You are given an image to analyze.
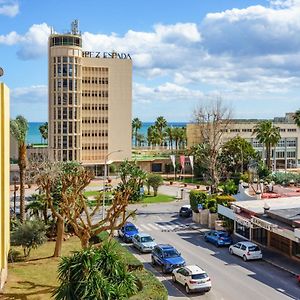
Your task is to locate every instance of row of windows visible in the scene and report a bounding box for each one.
[275,151,296,158]
[82,91,109,97]
[53,121,79,134]
[82,104,108,111]
[82,77,108,84]
[53,56,79,64]
[53,135,78,149]
[82,67,108,73]
[82,131,108,137]
[224,127,297,133]
[50,36,82,47]
[53,63,79,78]
[82,144,108,150]
[54,108,78,120]
[53,149,78,162]
[53,93,79,106]
[53,79,79,92]
[82,118,108,124]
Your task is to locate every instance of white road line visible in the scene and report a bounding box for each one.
[148,223,160,230]
[139,224,152,231]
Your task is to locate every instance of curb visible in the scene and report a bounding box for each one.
[262,258,298,277]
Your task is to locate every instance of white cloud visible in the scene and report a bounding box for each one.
[0,23,51,59]
[0,1,19,17]
[11,85,47,102]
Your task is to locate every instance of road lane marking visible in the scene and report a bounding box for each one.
[140,224,151,231]
[148,224,160,230]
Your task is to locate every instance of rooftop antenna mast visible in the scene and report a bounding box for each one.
[71,19,80,35]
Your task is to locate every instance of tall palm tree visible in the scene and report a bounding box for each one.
[10,115,29,223]
[293,109,300,128]
[165,126,174,150]
[173,127,183,151]
[253,120,281,170]
[39,122,48,144]
[178,127,187,149]
[147,125,160,148]
[132,118,142,147]
[136,133,146,147]
[154,116,167,146]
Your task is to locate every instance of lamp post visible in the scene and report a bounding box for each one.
[102,149,122,220]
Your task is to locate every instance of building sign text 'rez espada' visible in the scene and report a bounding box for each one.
[82,51,131,60]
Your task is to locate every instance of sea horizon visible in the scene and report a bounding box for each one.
[27,121,187,145]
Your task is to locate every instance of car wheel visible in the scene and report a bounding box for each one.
[151,257,156,266]
[216,242,220,248]
[185,284,191,294]
[162,265,168,274]
[229,248,233,255]
[172,274,177,283]
[243,255,248,262]
[204,236,208,242]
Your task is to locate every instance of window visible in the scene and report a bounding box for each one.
[63,136,67,148]
[69,64,73,77]
[287,151,296,158]
[230,129,240,132]
[63,56,68,63]
[63,64,67,77]
[69,108,73,119]
[69,79,73,91]
[276,151,285,159]
[69,122,73,133]
[69,93,73,105]
[63,79,68,91]
[286,139,296,147]
[63,108,67,120]
[69,136,73,148]
[277,139,285,147]
[63,121,67,134]
[63,93,67,105]
[57,64,61,76]
[287,128,297,132]
[280,128,286,132]
[57,94,61,105]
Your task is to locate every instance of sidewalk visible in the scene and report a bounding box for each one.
[261,246,300,276]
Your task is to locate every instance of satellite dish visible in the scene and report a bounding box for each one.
[0,68,3,77]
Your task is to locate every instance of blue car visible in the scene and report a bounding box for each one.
[151,244,185,273]
[118,222,139,243]
[204,230,233,247]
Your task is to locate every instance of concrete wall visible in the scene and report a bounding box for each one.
[0,83,10,290]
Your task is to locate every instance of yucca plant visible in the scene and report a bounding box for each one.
[54,241,138,300]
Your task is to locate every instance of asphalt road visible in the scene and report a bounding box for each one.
[121,200,300,300]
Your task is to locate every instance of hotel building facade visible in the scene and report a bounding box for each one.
[187,113,300,170]
[0,82,10,290]
[48,22,132,171]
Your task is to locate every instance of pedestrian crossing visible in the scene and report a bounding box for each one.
[136,221,197,232]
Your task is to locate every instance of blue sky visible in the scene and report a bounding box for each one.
[1,0,300,122]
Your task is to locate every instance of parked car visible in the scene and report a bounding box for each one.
[204,230,233,247]
[151,244,185,273]
[172,265,211,294]
[118,222,139,243]
[229,241,262,261]
[132,233,156,253]
[179,205,192,218]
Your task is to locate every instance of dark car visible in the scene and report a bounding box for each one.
[151,244,186,273]
[118,222,139,243]
[179,205,192,218]
[204,230,233,247]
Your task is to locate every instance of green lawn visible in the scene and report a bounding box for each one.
[3,234,167,300]
[141,193,175,204]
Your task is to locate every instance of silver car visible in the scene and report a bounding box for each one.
[229,241,262,261]
[132,233,156,253]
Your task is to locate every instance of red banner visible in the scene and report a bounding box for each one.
[180,155,185,170]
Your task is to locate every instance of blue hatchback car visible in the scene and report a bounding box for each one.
[118,222,139,243]
[204,230,233,247]
[151,244,186,273]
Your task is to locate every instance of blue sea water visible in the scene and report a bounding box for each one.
[27,121,187,145]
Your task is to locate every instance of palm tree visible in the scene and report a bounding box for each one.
[293,109,300,128]
[173,127,183,151]
[147,125,160,148]
[178,127,187,149]
[154,116,167,146]
[10,115,29,223]
[39,122,48,144]
[165,126,174,150]
[253,121,281,170]
[136,133,146,147]
[132,118,142,147]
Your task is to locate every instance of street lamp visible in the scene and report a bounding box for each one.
[102,149,123,219]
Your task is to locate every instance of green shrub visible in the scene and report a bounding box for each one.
[54,241,139,300]
[189,190,207,212]
[8,248,23,263]
[10,220,47,258]
[215,195,235,205]
[147,173,164,196]
[219,179,238,195]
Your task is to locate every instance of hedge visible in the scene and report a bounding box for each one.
[189,190,207,212]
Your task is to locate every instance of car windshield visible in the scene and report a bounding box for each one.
[163,249,179,258]
[219,232,229,238]
[248,245,260,252]
[191,273,208,280]
[125,226,136,232]
[141,236,153,243]
[181,207,189,211]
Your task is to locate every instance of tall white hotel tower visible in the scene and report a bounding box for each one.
[48,21,132,173]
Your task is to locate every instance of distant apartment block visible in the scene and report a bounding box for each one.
[48,21,132,172]
[187,113,300,169]
[0,82,10,290]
